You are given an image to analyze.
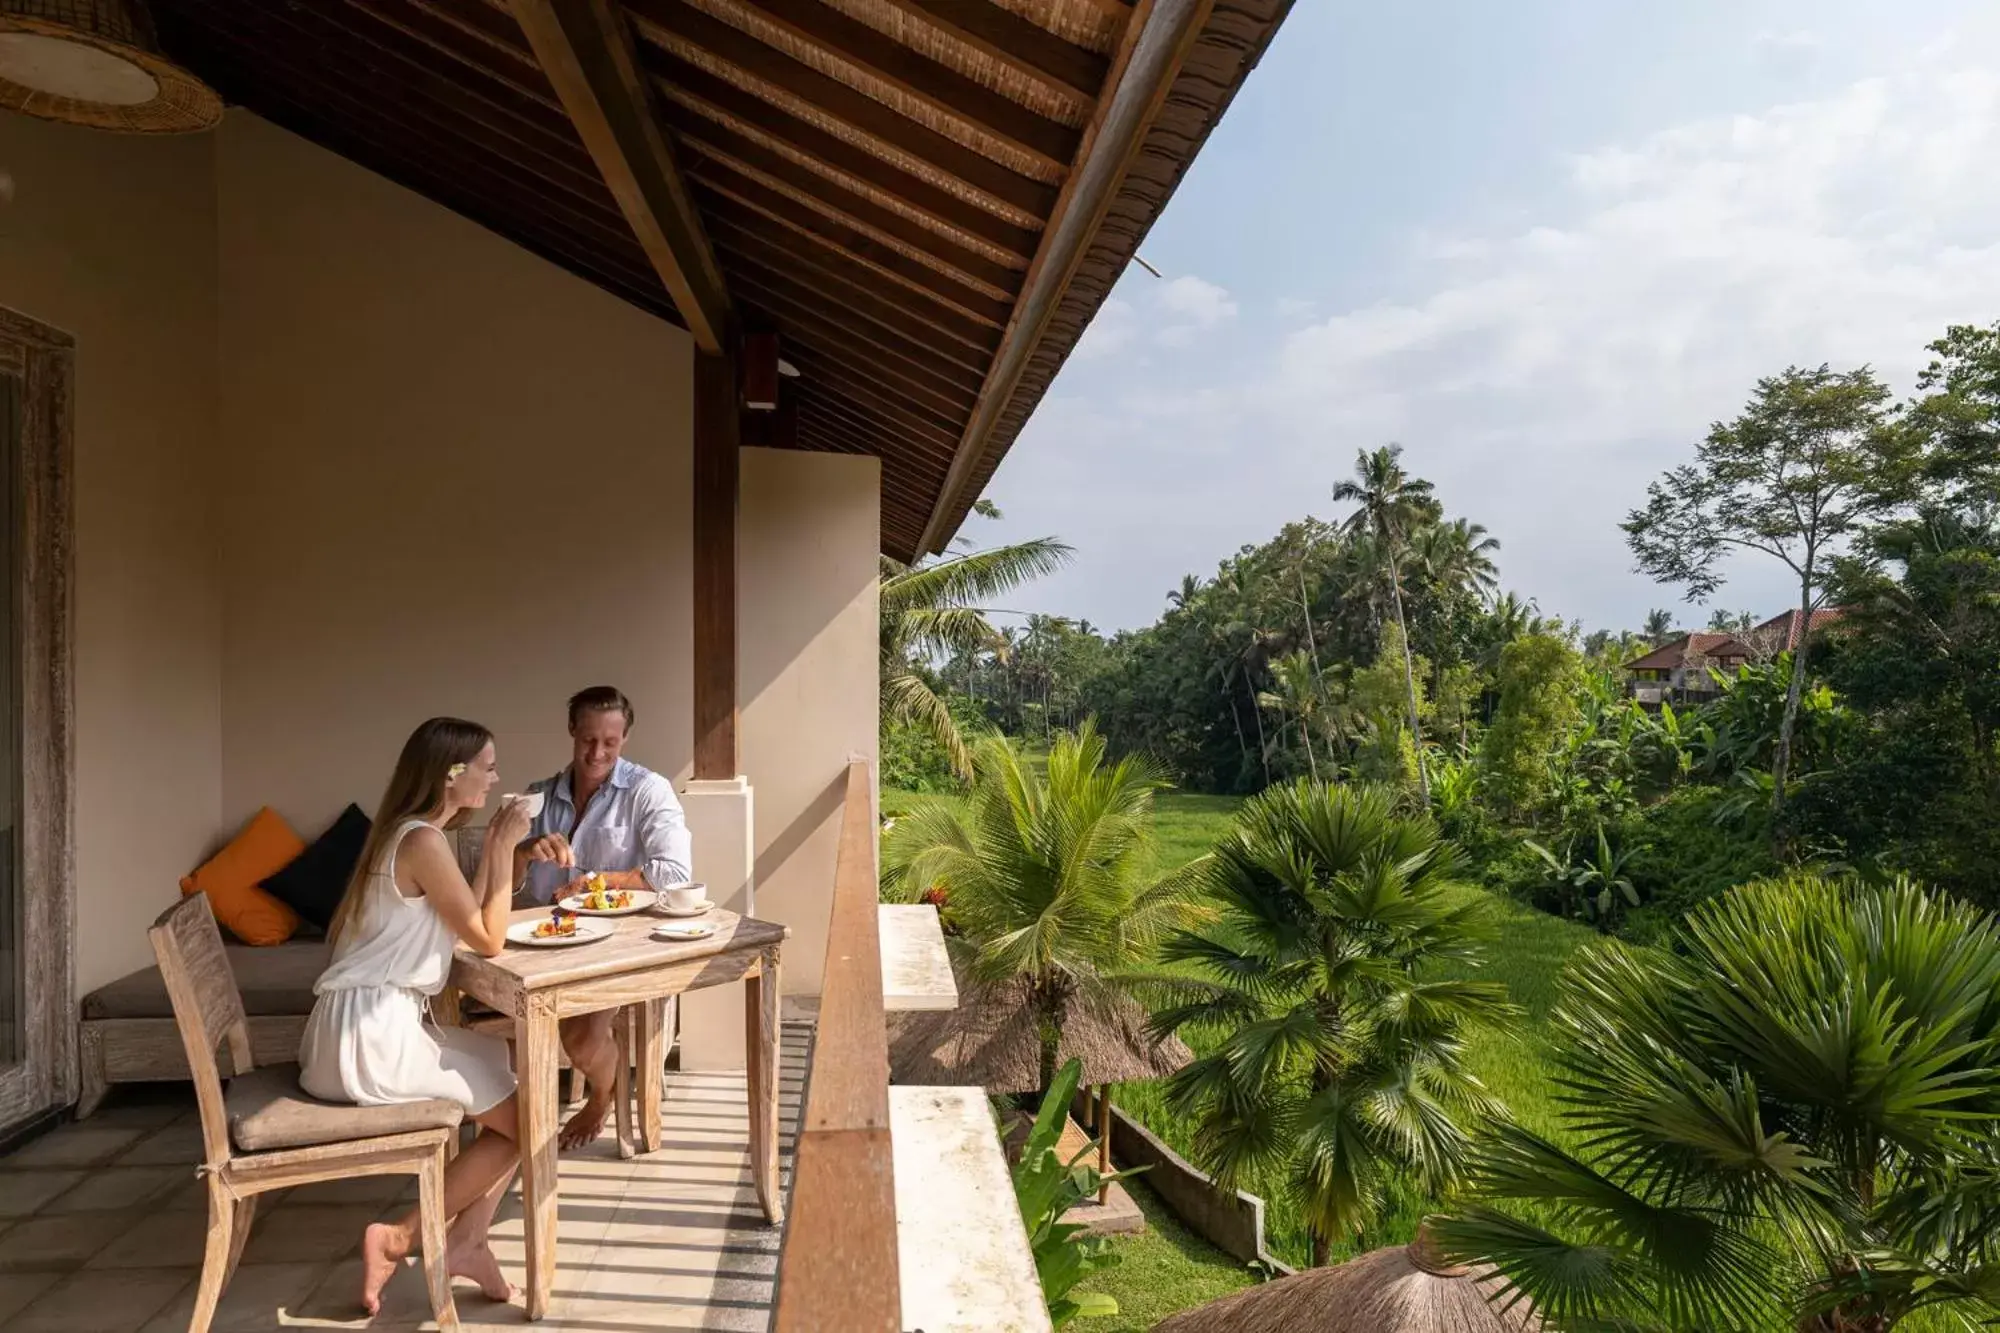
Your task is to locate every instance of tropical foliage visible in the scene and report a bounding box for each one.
[1146,781,1515,1265]
[1439,875,2000,1332]
[1015,1057,1130,1327]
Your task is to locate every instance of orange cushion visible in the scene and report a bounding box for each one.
[180,807,306,946]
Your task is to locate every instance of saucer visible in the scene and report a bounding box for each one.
[656,899,714,918]
[652,921,717,941]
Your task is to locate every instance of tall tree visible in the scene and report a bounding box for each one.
[880,538,1071,779]
[1416,517,1502,602]
[1334,444,1441,802]
[1642,607,1676,644]
[1623,365,1900,819]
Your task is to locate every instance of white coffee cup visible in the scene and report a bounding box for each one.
[662,881,708,912]
[501,791,545,820]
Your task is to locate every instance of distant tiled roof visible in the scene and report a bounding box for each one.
[1752,607,1846,650]
[1622,633,1752,672]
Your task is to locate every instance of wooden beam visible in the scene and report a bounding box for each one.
[676,128,1022,295]
[725,264,988,403]
[624,0,1057,219]
[512,0,732,352]
[649,51,1042,259]
[692,349,740,779]
[870,0,1109,104]
[722,0,1078,174]
[742,332,781,411]
[918,0,1208,554]
[691,173,1014,328]
[740,389,795,447]
[704,211,1000,359]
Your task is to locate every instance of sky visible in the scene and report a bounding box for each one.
[970,0,2000,636]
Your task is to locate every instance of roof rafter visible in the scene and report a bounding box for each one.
[511,0,733,351]
[868,0,1107,105]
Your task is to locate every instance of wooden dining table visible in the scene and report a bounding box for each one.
[447,904,789,1321]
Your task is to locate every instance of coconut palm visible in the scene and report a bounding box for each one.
[1168,573,1204,610]
[1257,651,1327,780]
[1416,518,1502,603]
[1335,445,1442,801]
[880,537,1071,779]
[1642,607,1676,645]
[881,724,1204,1094]
[1438,874,2000,1332]
[1149,781,1516,1267]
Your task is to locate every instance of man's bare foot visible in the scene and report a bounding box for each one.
[360,1222,413,1315]
[446,1238,515,1303]
[559,1094,611,1150]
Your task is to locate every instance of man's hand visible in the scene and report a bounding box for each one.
[520,832,575,868]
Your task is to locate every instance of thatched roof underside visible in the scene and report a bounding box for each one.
[888,976,1192,1094]
[1150,1241,1541,1333]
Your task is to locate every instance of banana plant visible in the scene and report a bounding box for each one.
[1523,822,1642,927]
[1012,1057,1140,1326]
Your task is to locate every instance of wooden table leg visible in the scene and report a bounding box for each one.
[612,1005,636,1160]
[638,996,666,1153]
[745,948,783,1224]
[516,993,561,1321]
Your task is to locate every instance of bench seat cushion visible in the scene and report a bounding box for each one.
[82,941,331,1021]
[227,1063,463,1152]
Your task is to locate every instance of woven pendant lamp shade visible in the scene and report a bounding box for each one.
[0,0,220,132]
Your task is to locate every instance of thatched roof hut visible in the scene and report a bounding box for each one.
[887,975,1192,1094]
[1150,1224,1540,1333]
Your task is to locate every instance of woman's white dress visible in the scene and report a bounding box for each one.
[298,818,515,1114]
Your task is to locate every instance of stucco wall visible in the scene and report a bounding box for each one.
[739,447,879,995]
[0,115,222,999]
[214,113,695,835]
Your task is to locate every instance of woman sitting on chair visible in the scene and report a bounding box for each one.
[299,717,530,1313]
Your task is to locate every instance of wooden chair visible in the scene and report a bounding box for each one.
[150,894,464,1333]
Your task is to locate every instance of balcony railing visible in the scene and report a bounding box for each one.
[773,757,901,1331]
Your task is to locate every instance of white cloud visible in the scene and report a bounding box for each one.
[997,29,2000,633]
[1070,296,1139,361]
[1153,275,1238,346]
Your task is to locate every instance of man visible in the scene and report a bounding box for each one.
[516,686,692,1149]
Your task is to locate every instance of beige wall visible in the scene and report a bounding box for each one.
[214,113,694,835]
[740,447,880,995]
[0,115,223,997]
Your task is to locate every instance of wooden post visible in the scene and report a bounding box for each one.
[693,347,739,779]
[1097,1084,1112,1205]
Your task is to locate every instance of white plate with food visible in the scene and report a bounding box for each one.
[559,875,658,916]
[508,912,613,948]
[651,921,718,942]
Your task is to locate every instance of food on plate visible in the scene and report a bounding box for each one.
[574,872,631,912]
[533,906,579,939]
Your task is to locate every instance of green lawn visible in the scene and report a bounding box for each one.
[1070,1178,1266,1331]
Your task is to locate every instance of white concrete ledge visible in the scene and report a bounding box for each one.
[880,903,958,1011]
[891,1085,1052,1333]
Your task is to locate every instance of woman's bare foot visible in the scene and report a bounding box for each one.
[360,1222,413,1315]
[446,1238,515,1303]
[558,1093,611,1150]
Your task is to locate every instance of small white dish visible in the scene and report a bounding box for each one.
[501,791,546,820]
[507,917,611,948]
[559,888,659,917]
[654,898,714,918]
[651,921,717,941]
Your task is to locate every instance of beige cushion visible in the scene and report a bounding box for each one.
[83,942,331,1020]
[227,1063,463,1152]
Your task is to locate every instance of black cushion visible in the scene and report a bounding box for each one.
[263,804,371,930]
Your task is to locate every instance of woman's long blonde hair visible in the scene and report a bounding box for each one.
[328,717,494,949]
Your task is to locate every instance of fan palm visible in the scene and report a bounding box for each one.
[1437,874,2000,1332]
[880,538,1071,779]
[881,724,1204,1093]
[1335,445,1442,801]
[1148,780,1516,1266]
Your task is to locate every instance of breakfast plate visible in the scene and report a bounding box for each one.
[508,913,612,948]
[559,876,658,916]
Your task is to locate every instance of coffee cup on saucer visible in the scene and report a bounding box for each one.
[661,882,710,914]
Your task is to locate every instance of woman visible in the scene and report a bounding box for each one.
[299,717,531,1314]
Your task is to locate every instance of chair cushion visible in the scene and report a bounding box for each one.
[227,1063,463,1152]
[82,941,332,1020]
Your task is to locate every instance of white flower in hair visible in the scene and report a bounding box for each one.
[448,763,467,781]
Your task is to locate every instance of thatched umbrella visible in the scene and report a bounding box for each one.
[1150,1222,1540,1333]
[888,975,1192,1199]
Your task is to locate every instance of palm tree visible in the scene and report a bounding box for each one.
[881,725,1203,1093]
[1257,652,1324,780]
[1149,781,1515,1267]
[1439,874,2000,1332]
[1641,606,1676,645]
[880,538,1071,779]
[1416,517,1502,602]
[1167,573,1204,610]
[1334,445,1440,801]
